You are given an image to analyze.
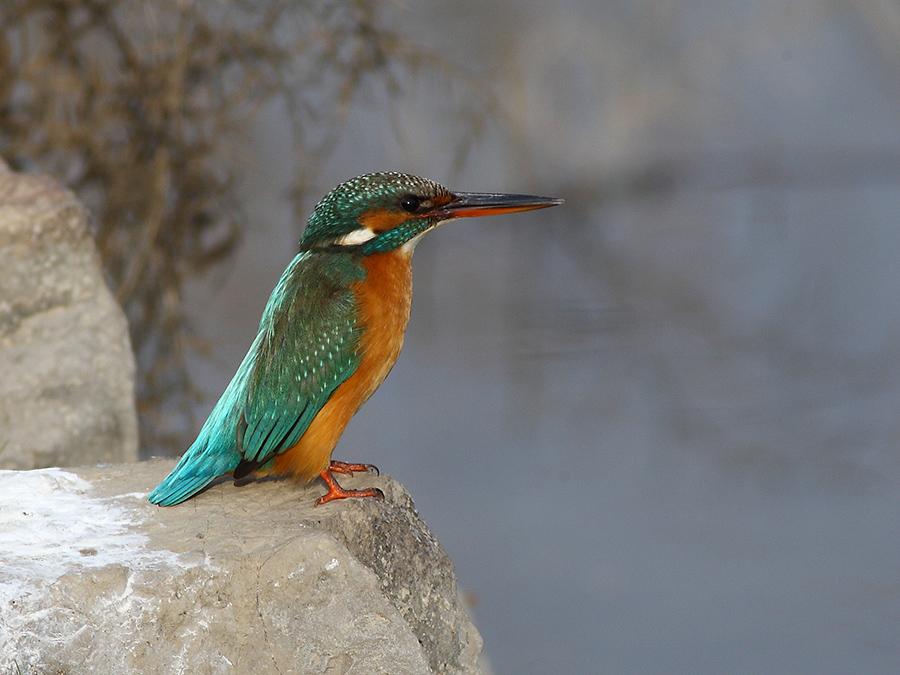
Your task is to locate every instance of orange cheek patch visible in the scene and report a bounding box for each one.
[358,207,411,232]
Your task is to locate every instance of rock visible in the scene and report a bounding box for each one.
[0,461,485,675]
[0,162,138,469]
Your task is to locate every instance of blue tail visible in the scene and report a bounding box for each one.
[148,429,241,505]
[149,339,259,506]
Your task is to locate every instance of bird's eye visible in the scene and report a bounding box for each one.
[400,195,421,213]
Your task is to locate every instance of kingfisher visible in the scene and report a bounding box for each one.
[149,172,562,506]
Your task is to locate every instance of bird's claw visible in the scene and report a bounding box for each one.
[329,460,379,476]
[315,467,384,506]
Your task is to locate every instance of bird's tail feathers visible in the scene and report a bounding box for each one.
[148,338,261,506]
[148,431,241,506]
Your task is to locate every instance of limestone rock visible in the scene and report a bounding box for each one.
[0,161,138,469]
[0,461,485,675]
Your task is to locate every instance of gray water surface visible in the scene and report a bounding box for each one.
[185,1,900,671]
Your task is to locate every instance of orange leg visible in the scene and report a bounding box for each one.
[316,466,384,506]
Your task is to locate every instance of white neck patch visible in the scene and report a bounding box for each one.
[334,227,377,246]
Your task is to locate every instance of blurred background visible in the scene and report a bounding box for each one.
[4,0,900,672]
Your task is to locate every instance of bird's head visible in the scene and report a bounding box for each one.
[300,172,562,254]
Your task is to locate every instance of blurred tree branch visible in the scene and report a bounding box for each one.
[0,0,491,457]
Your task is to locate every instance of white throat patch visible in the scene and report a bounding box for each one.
[400,232,425,254]
[400,218,452,253]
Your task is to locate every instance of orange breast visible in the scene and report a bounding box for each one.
[272,250,414,482]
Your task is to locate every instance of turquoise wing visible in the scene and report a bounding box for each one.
[236,251,364,469]
[148,251,364,505]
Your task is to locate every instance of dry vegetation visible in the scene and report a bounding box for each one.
[0,0,490,457]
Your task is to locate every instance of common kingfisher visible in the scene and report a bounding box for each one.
[149,172,562,506]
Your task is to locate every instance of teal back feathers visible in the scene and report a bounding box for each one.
[148,250,366,505]
[237,252,363,465]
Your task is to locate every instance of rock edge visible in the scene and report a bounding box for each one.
[0,460,484,675]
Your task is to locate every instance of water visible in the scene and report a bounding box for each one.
[184,1,900,672]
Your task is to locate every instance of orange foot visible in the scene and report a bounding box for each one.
[328,460,379,476]
[316,464,384,506]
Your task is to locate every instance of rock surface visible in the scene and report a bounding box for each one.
[0,161,139,469]
[0,461,484,675]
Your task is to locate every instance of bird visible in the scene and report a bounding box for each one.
[149,172,562,506]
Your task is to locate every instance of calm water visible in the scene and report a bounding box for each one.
[187,209,900,674]
[184,1,900,672]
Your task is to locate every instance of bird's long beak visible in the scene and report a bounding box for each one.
[435,191,564,219]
